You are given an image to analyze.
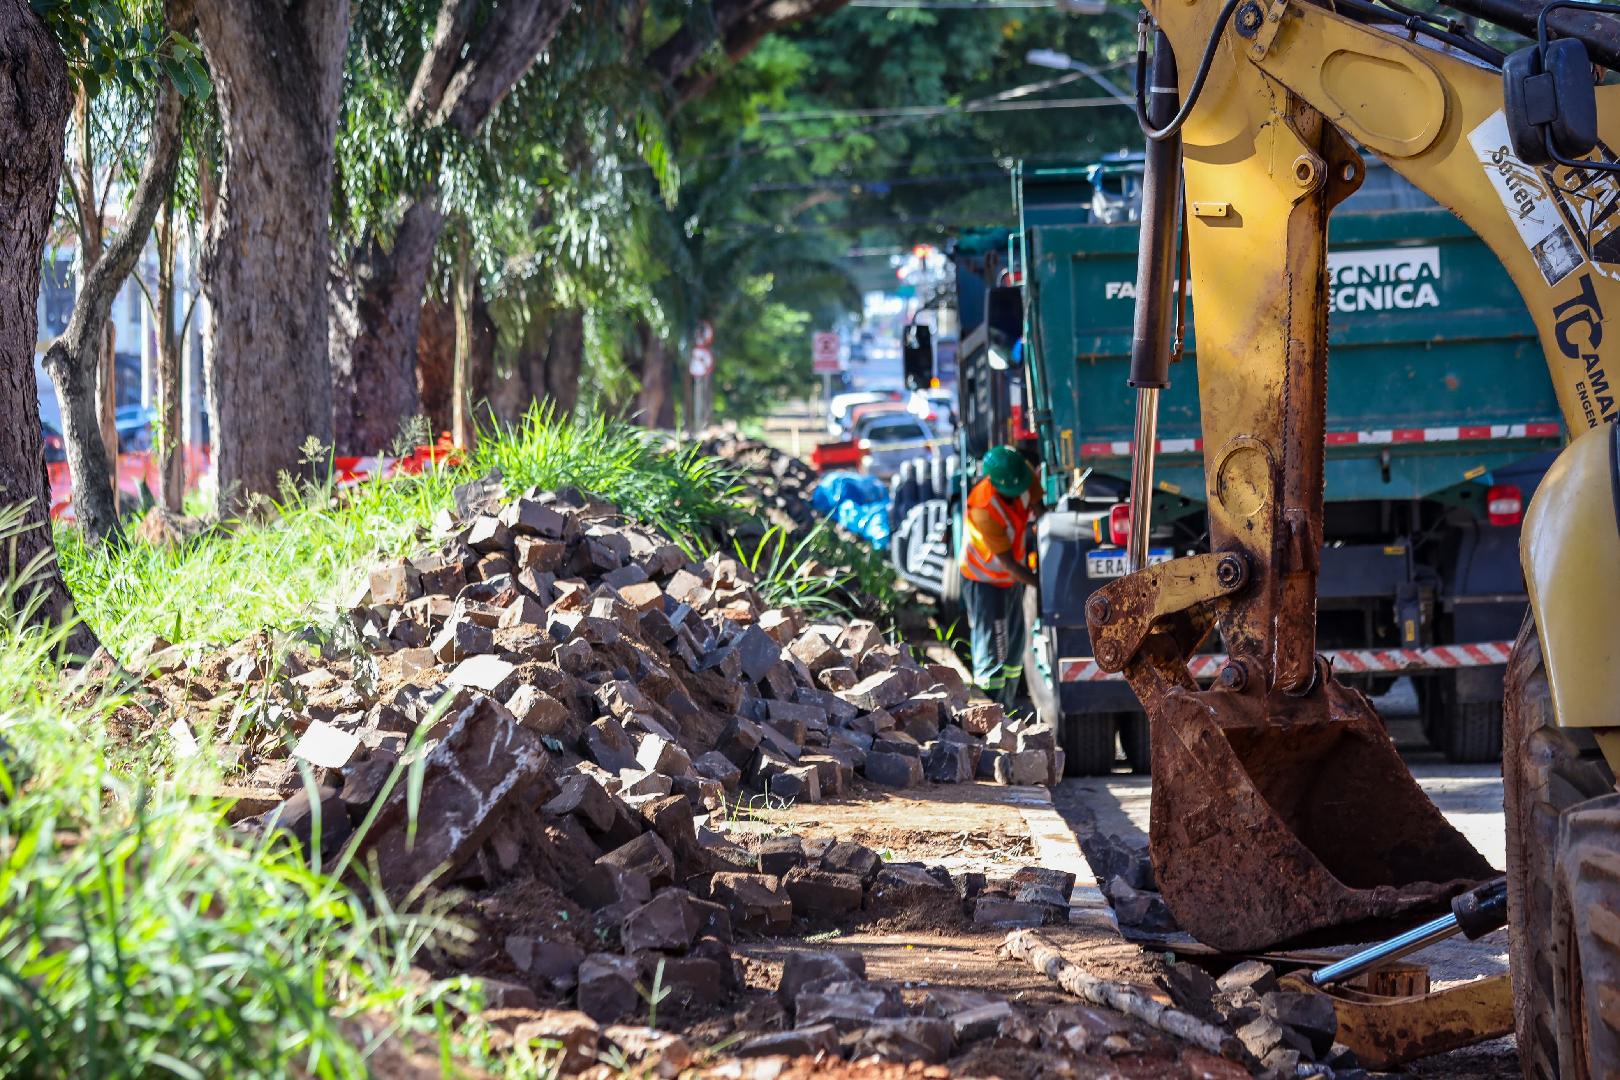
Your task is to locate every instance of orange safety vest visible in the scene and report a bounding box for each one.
[959,477,1031,587]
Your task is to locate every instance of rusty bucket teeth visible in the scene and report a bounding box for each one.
[1147,675,1498,952]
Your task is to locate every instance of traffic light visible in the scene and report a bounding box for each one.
[903,324,934,390]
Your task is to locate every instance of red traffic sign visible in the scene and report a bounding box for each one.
[694,320,715,348]
[688,345,714,378]
[812,331,841,374]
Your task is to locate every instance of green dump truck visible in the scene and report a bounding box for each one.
[889,157,1564,773]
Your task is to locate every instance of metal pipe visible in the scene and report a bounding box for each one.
[1310,912,1462,985]
[1127,389,1160,572]
[1125,30,1180,573]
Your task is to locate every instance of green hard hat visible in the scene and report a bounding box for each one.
[983,446,1033,497]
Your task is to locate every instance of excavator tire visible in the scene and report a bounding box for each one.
[1503,616,1615,1080]
[1551,794,1620,1077]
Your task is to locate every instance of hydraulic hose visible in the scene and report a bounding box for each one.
[1134,0,1242,142]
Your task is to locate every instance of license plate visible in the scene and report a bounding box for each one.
[1086,548,1171,578]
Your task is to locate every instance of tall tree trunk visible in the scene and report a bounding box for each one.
[0,0,97,654]
[541,310,586,420]
[195,0,348,509]
[43,77,182,543]
[329,198,443,454]
[451,245,475,450]
[417,296,454,435]
[155,194,183,513]
[636,323,675,429]
[328,0,573,455]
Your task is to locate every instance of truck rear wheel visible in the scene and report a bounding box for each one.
[1504,617,1616,1079]
[1422,674,1505,764]
[1119,714,1151,775]
[1061,714,1119,777]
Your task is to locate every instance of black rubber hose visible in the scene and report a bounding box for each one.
[1134,0,1243,142]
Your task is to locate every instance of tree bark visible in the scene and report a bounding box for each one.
[518,308,583,419]
[43,78,182,543]
[330,198,443,454]
[155,194,183,513]
[451,244,475,450]
[195,0,348,508]
[636,323,675,429]
[329,0,573,455]
[0,0,97,653]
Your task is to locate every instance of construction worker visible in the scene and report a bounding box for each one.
[958,445,1040,707]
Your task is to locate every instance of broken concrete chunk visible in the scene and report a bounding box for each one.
[447,654,519,697]
[621,889,702,953]
[735,1023,840,1059]
[598,831,676,889]
[708,872,792,933]
[778,950,867,1009]
[783,867,863,917]
[545,773,617,833]
[840,669,915,712]
[863,750,923,789]
[358,698,549,895]
[576,954,641,1022]
[291,720,362,770]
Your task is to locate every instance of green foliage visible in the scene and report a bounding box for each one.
[0,505,479,1078]
[60,460,465,656]
[32,0,209,101]
[59,409,756,655]
[734,522,847,619]
[469,403,745,541]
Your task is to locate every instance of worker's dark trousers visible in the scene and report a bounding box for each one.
[963,578,1025,709]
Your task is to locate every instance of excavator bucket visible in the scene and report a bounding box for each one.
[1143,672,1498,952]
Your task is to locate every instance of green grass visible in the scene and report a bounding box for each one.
[11,408,898,1077]
[0,506,511,1078]
[60,406,753,659]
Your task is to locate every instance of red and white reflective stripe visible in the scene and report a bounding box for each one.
[1077,422,1561,458]
[332,440,461,488]
[1058,640,1515,682]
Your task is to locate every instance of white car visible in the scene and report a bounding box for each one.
[827,390,901,435]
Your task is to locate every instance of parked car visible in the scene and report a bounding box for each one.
[828,391,892,435]
[854,413,936,482]
[115,405,156,453]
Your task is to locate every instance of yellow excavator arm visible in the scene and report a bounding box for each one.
[1082,0,1620,954]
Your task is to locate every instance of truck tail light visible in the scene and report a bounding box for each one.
[1108,502,1132,547]
[1487,483,1523,526]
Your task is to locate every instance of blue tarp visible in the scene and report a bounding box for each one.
[812,471,890,548]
